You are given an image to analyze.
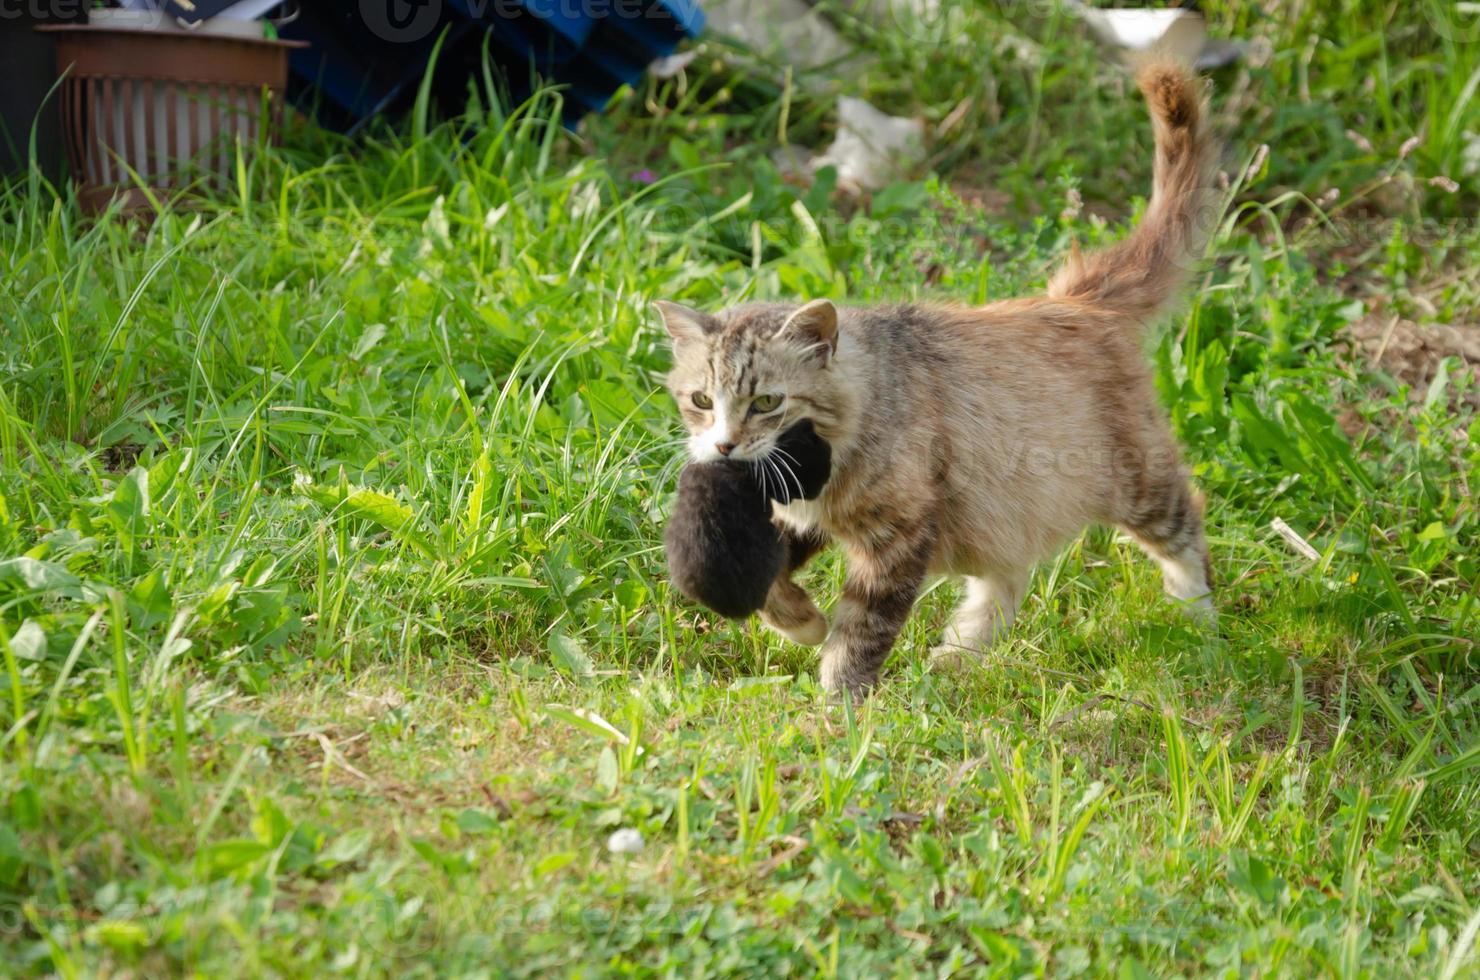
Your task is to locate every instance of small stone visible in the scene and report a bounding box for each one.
[606,828,644,855]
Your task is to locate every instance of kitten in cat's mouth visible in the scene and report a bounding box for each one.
[659,61,1221,697]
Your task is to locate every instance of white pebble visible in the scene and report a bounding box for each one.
[606,828,644,855]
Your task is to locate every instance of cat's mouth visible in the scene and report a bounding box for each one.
[687,437,772,464]
[734,434,792,464]
[683,418,831,505]
[686,420,814,466]
[730,443,766,462]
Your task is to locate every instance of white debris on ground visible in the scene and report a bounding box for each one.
[1069,3,1206,63]
[648,50,699,79]
[701,0,860,76]
[606,828,645,855]
[807,97,927,194]
[1462,132,1480,178]
[1062,1,1242,70]
[702,0,1242,195]
[702,0,928,193]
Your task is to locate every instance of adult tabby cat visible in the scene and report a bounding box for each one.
[657,61,1220,696]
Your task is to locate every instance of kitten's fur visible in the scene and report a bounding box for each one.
[659,62,1219,695]
[665,419,832,619]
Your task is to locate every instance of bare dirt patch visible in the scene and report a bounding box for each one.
[1344,313,1480,411]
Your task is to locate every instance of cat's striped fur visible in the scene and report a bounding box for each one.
[659,61,1220,695]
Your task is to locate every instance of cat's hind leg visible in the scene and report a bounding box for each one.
[929,568,1029,668]
[1120,474,1215,623]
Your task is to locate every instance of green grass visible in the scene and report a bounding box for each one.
[2,1,1478,975]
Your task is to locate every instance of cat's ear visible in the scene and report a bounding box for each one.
[653,301,717,344]
[776,299,838,362]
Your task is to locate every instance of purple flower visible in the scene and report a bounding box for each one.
[634,169,656,185]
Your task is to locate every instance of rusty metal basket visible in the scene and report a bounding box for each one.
[39,25,304,214]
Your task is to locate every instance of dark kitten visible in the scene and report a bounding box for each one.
[770,418,832,504]
[666,420,831,619]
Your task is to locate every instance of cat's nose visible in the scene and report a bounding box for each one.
[715,441,735,456]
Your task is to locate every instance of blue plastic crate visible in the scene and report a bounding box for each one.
[283,0,704,130]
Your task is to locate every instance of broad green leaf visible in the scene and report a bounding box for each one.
[9,620,47,662]
[727,675,794,695]
[319,828,374,866]
[1417,521,1447,542]
[546,633,594,678]
[88,920,149,953]
[455,808,501,835]
[545,705,625,742]
[532,851,577,878]
[0,558,83,598]
[105,466,151,555]
[351,322,388,361]
[195,839,272,880]
[596,745,619,794]
[296,474,435,559]
[1425,356,1455,411]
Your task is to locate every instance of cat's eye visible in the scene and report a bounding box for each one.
[751,393,783,414]
[691,392,713,410]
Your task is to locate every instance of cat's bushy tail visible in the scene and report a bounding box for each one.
[1046,60,1217,326]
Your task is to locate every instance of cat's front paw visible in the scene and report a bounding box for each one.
[767,610,828,646]
[818,650,876,700]
[759,581,828,646]
[1171,592,1218,627]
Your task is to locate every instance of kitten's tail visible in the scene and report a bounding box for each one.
[1046,61,1217,326]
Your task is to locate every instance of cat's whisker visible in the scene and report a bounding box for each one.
[770,445,802,469]
[768,446,807,498]
[766,455,796,507]
[641,437,695,459]
[751,458,770,508]
[655,456,688,494]
[768,450,804,501]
